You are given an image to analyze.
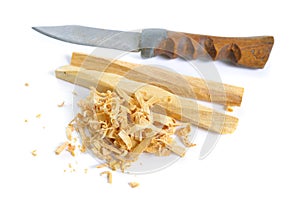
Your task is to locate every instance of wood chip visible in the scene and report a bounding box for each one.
[128,182,139,188]
[24,83,29,87]
[100,171,112,184]
[66,124,74,141]
[31,150,37,156]
[96,163,108,169]
[67,143,76,156]
[55,141,68,155]
[78,145,86,153]
[36,114,41,119]
[57,101,65,107]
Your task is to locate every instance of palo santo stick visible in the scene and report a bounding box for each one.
[55,65,238,134]
[71,52,243,106]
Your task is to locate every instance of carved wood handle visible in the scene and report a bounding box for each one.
[142,30,274,69]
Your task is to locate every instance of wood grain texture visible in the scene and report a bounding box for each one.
[154,31,274,68]
[55,65,239,134]
[71,52,244,106]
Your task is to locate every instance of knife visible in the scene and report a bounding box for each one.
[32,25,274,68]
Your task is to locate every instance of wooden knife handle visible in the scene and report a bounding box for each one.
[142,30,274,69]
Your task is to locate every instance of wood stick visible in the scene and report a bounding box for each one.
[55,65,238,134]
[70,52,244,106]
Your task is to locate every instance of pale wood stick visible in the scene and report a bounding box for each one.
[71,52,244,106]
[55,65,238,134]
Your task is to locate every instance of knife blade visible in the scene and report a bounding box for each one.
[32,25,274,68]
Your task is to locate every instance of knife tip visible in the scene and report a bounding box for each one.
[32,26,50,35]
[32,26,40,32]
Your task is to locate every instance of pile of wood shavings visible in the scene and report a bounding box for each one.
[69,87,194,171]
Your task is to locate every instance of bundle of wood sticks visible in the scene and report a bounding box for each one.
[56,52,244,134]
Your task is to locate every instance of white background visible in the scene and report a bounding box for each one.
[1,0,300,198]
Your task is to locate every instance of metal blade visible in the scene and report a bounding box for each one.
[32,25,141,52]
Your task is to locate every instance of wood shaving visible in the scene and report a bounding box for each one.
[128,182,139,188]
[67,143,76,156]
[66,124,74,141]
[100,171,112,184]
[96,163,108,169]
[78,144,86,153]
[25,83,29,87]
[31,150,37,156]
[175,124,196,147]
[69,88,194,171]
[57,101,65,107]
[55,142,68,155]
